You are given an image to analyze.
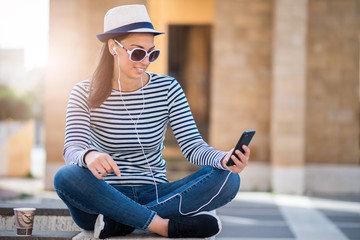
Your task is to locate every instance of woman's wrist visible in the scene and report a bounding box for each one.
[83,149,98,165]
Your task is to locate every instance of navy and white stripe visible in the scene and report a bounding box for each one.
[63,73,227,186]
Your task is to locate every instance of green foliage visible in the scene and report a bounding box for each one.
[25,172,35,179]
[18,192,34,199]
[0,85,34,120]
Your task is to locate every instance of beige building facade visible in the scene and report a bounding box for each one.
[45,0,360,194]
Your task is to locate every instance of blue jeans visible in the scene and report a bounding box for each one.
[54,165,240,230]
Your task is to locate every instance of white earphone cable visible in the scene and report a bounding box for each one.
[116,56,161,203]
[115,54,231,216]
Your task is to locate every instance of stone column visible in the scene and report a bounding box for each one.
[210,0,273,157]
[270,0,308,194]
[210,0,273,191]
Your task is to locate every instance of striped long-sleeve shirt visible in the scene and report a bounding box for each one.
[63,73,227,186]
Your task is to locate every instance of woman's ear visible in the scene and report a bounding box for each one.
[108,39,117,56]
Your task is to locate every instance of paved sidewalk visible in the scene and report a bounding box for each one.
[0,177,44,200]
[216,192,360,240]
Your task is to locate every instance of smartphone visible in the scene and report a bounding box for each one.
[226,130,256,166]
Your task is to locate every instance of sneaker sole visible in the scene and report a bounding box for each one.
[94,214,105,238]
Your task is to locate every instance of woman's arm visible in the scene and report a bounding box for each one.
[167,80,227,169]
[63,82,121,179]
[63,83,96,167]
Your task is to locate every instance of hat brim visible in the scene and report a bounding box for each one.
[97,30,163,42]
[96,22,164,42]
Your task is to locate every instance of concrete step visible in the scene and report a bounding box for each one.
[0,230,80,239]
[0,229,208,240]
[74,230,207,239]
[0,200,80,232]
[0,202,208,239]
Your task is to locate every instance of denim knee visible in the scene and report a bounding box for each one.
[54,165,68,191]
[216,169,241,200]
[54,165,86,192]
[228,172,241,199]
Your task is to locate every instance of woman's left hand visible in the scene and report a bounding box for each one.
[221,145,250,173]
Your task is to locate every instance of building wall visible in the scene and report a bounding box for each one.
[210,0,273,162]
[0,120,34,177]
[210,0,360,194]
[306,0,360,164]
[147,0,215,75]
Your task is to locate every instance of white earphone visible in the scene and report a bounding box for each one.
[113,47,117,56]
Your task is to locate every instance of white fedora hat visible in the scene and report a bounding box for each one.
[96,4,164,42]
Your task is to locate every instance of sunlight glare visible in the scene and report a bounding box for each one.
[0,0,49,70]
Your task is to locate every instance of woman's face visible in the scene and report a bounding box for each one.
[111,33,156,80]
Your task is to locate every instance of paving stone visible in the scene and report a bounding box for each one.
[320,209,360,240]
[0,189,20,201]
[339,227,360,240]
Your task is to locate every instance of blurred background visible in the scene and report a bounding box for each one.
[0,0,359,197]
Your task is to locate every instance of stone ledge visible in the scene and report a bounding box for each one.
[0,202,208,239]
[74,230,207,240]
[0,202,70,216]
[0,230,80,240]
[0,203,79,232]
[1,215,81,232]
[0,230,208,240]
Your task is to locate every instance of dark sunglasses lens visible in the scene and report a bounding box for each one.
[131,49,146,62]
[149,50,160,62]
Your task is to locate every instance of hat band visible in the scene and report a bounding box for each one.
[105,22,155,34]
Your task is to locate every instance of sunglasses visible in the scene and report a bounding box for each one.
[114,39,160,63]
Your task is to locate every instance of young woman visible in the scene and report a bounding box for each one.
[54,4,250,239]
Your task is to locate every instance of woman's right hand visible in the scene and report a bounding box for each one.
[84,151,121,179]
